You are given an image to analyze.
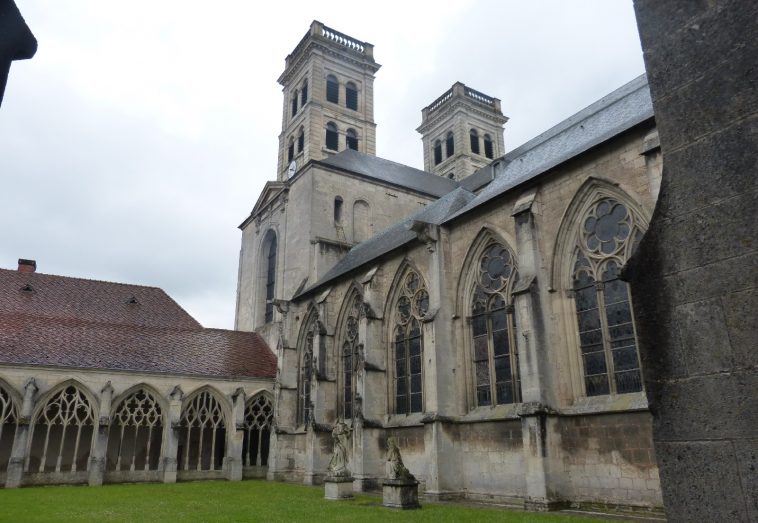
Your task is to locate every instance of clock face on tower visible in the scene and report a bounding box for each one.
[288,160,297,178]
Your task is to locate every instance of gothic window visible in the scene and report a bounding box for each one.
[242,394,273,467]
[0,385,18,472]
[291,90,298,117]
[392,270,429,414]
[326,74,339,104]
[107,389,163,472]
[470,129,480,154]
[177,390,227,471]
[346,128,358,151]
[572,198,644,396]
[298,321,317,426]
[434,140,442,165]
[325,122,339,151]
[470,243,521,406]
[301,79,308,106]
[446,131,454,158]
[287,137,295,163]
[345,81,358,110]
[484,134,494,159]
[334,196,343,223]
[297,127,305,153]
[263,232,277,323]
[352,200,371,242]
[341,295,361,420]
[27,385,95,473]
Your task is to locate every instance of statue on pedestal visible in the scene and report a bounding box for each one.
[327,421,352,478]
[385,436,416,482]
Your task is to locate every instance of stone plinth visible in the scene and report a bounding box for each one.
[324,476,354,500]
[382,479,420,509]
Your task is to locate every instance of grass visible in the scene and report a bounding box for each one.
[0,480,612,523]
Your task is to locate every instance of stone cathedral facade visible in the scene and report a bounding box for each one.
[235,21,664,511]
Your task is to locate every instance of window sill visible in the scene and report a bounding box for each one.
[384,412,425,428]
[563,391,649,416]
[458,403,521,423]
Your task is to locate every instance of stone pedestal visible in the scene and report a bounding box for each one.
[382,479,420,509]
[324,476,354,500]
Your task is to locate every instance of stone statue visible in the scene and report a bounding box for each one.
[326,421,352,478]
[385,436,416,482]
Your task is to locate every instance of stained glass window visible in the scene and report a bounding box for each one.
[341,295,361,420]
[393,270,428,414]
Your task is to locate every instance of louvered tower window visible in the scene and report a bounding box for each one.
[446,132,454,158]
[325,122,339,151]
[433,140,442,165]
[484,134,494,159]
[326,74,339,104]
[346,129,358,150]
[470,129,480,154]
[345,82,358,110]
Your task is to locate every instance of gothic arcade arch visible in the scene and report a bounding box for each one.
[26,379,98,474]
[551,178,650,399]
[242,392,274,468]
[0,379,20,472]
[107,384,167,472]
[176,386,231,472]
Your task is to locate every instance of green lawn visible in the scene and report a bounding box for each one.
[0,480,610,522]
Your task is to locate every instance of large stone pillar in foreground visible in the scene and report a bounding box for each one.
[628,2,757,521]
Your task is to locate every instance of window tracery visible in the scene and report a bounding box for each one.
[298,317,318,426]
[27,385,95,473]
[107,389,163,472]
[242,394,273,467]
[341,295,361,420]
[572,198,644,396]
[470,242,521,406]
[393,269,428,414]
[0,385,18,472]
[177,390,226,471]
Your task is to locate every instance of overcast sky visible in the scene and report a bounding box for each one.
[1,1,645,329]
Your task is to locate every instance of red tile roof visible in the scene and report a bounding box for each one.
[0,269,276,379]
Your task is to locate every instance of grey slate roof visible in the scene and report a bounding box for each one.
[295,188,475,298]
[316,149,460,198]
[445,74,653,222]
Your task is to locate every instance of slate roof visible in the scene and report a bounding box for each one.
[296,188,475,298]
[316,149,460,198]
[445,74,654,222]
[0,269,276,379]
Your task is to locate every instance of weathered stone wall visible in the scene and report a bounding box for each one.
[630,1,758,521]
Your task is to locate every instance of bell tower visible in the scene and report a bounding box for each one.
[417,82,507,181]
[276,21,381,181]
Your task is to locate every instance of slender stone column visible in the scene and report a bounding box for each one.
[5,378,37,488]
[511,193,562,510]
[227,388,245,481]
[162,385,183,483]
[88,381,113,486]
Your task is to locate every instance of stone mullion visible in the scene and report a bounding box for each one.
[162,386,183,483]
[88,381,113,486]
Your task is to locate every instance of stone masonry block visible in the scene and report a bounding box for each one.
[674,298,734,375]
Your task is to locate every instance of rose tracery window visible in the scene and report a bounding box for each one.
[107,389,163,472]
[393,270,429,415]
[0,386,18,472]
[27,385,96,473]
[177,391,227,471]
[572,198,644,396]
[470,242,521,407]
[341,295,361,420]
[242,394,273,467]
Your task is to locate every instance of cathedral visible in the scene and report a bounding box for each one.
[0,20,664,512]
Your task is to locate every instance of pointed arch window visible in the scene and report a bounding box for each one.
[263,232,277,324]
[298,320,318,426]
[484,134,494,159]
[107,388,163,471]
[326,74,339,104]
[177,390,227,471]
[572,198,644,396]
[27,385,95,473]
[470,129,480,154]
[470,243,521,406]
[393,270,429,414]
[341,295,361,420]
[345,82,358,110]
[0,386,18,472]
[242,394,273,467]
[446,131,454,158]
[325,122,339,151]
[433,140,442,165]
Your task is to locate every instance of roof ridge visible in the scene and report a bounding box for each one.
[0,267,164,291]
[0,310,202,333]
